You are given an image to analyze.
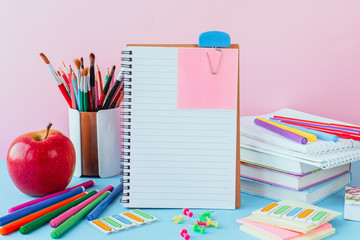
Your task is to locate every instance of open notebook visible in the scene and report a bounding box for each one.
[120,44,240,209]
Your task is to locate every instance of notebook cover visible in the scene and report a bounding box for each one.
[126,44,240,208]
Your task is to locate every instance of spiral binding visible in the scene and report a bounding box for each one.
[120,50,132,204]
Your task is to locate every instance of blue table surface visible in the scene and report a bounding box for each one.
[0,160,359,240]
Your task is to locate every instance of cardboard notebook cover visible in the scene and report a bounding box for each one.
[126,44,241,208]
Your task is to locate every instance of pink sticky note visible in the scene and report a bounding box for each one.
[177,48,238,110]
[237,219,332,240]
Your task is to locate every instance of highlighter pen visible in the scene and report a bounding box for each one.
[9,180,94,213]
[0,187,85,226]
[20,190,98,235]
[87,182,123,221]
[257,117,317,142]
[254,118,307,144]
[50,191,110,239]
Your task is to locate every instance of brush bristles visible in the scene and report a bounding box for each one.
[39,53,50,64]
[80,57,84,68]
[83,67,89,76]
[74,59,81,70]
[89,53,95,66]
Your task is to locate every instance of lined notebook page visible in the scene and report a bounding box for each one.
[122,46,238,209]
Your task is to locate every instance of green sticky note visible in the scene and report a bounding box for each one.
[274,205,291,215]
[133,210,153,219]
[312,211,327,221]
[102,217,122,228]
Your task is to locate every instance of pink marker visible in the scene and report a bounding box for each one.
[49,185,114,228]
[8,180,95,213]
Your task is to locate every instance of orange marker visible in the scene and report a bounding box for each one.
[0,193,85,235]
[123,212,144,223]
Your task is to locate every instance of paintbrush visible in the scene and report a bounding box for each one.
[39,53,71,107]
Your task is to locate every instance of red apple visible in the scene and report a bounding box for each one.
[6,123,76,196]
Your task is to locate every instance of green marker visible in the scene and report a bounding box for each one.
[19,190,98,235]
[50,191,110,239]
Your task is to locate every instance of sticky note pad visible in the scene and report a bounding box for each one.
[177,48,238,110]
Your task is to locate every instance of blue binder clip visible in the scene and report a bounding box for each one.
[199,31,231,74]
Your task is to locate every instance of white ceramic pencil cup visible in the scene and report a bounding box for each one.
[68,107,121,178]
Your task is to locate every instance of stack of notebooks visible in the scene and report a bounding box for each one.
[240,108,360,203]
[237,199,341,240]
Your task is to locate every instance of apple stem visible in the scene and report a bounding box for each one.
[44,123,52,140]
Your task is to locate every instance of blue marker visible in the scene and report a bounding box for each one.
[87,182,123,221]
[0,186,85,226]
[269,119,339,142]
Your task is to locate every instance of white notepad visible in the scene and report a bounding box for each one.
[120,44,240,209]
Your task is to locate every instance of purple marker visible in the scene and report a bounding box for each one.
[254,118,308,144]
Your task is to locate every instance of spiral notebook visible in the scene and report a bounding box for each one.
[120,44,240,209]
[240,108,360,169]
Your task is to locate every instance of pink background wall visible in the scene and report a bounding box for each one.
[1,0,360,159]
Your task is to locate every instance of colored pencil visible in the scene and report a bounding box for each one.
[277,120,360,141]
[39,53,72,107]
[50,191,110,239]
[87,182,123,221]
[72,72,80,110]
[8,180,94,213]
[19,190,98,235]
[110,85,124,109]
[102,70,123,109]
[98,66,116,110]
[96,65,103,96]
[50,185,114,228]
[0,193,85,235]
[273,115,360,132]
[0,187,85,226]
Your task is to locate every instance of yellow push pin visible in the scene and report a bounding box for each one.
[206,218,219,228]
[172,215,184,224]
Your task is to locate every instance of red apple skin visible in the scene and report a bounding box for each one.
[6,128,76,196]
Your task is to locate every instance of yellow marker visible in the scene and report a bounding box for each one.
[256,117,317,142]
[124,212,144,223]
[93,220,112,231]
[298,209,314,218]
[261,203,279,212]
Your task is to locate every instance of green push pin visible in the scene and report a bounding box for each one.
[199,210,214,220]
[189,223,205,234]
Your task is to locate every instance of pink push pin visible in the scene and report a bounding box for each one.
[183,208,193,218]
[180,229,190,240]
[196,220,207,227]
